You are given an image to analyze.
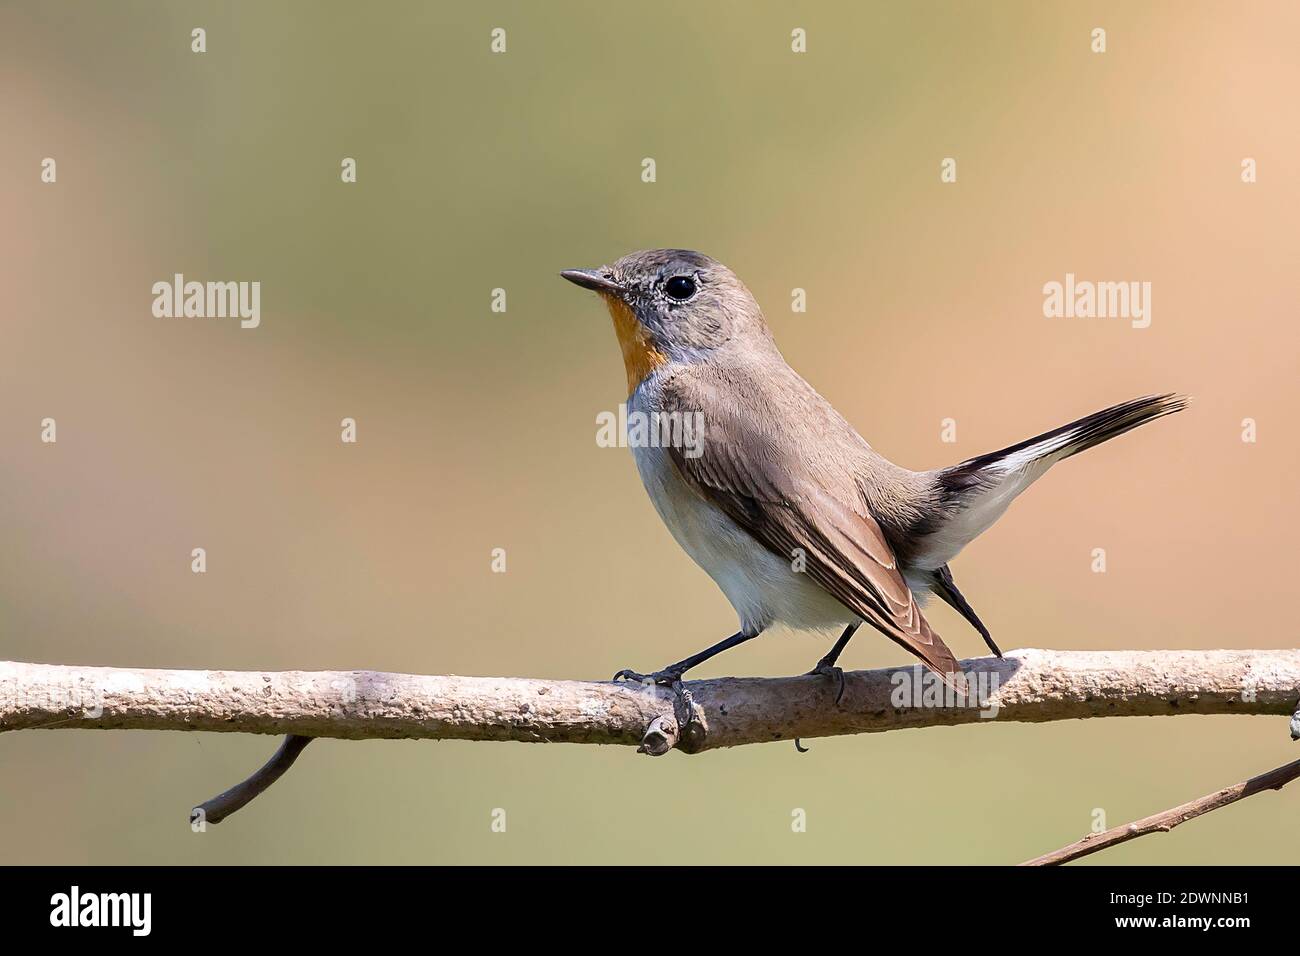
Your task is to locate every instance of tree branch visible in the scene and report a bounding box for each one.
[1022,756,1300,865]
[3,648,1296,745]
[3,648,1296,831]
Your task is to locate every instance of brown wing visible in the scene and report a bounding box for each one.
[664,391,966,691]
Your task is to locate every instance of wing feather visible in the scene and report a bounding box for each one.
[661,384,965,690]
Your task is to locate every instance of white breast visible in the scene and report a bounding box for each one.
[629,440,854,637]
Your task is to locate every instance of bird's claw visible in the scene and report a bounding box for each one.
[614,668,696,736]
[807,660,847,705]
[612,667,685,688]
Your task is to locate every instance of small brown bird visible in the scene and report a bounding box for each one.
[563,249,1185,697]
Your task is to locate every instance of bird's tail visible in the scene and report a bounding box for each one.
[918,393,1188,568]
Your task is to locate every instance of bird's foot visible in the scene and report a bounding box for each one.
[807,659,847,705]
[612,667,685,687]
[614,667,698,755]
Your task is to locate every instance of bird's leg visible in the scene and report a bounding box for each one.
[613,630,759,686]
[806,622,861,704]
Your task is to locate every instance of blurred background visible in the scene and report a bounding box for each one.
[1,0,1297,864]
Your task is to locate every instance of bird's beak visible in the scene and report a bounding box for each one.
[560,268,624,296]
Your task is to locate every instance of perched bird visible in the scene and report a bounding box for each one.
[562,249,1185,698]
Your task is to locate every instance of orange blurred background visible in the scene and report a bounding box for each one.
[1,1,1296,863]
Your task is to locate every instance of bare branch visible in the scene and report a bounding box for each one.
[1022,757,1300,866]
[3,649,1296,748]
[4,649,1297,828]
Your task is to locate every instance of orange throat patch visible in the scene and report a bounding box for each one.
[602,293,667,396]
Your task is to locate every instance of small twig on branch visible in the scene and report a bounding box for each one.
[191,734,312,826]
[1022,756,1300,865]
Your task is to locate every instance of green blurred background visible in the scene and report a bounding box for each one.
[2,1,1297,864]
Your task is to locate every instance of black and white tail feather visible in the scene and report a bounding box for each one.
[915,393,1188,576]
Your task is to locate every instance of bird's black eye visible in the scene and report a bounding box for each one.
[664,275,696,301]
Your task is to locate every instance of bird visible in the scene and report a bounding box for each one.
[561,249,1186,699]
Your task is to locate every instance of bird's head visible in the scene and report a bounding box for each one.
[562,249,769,394]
